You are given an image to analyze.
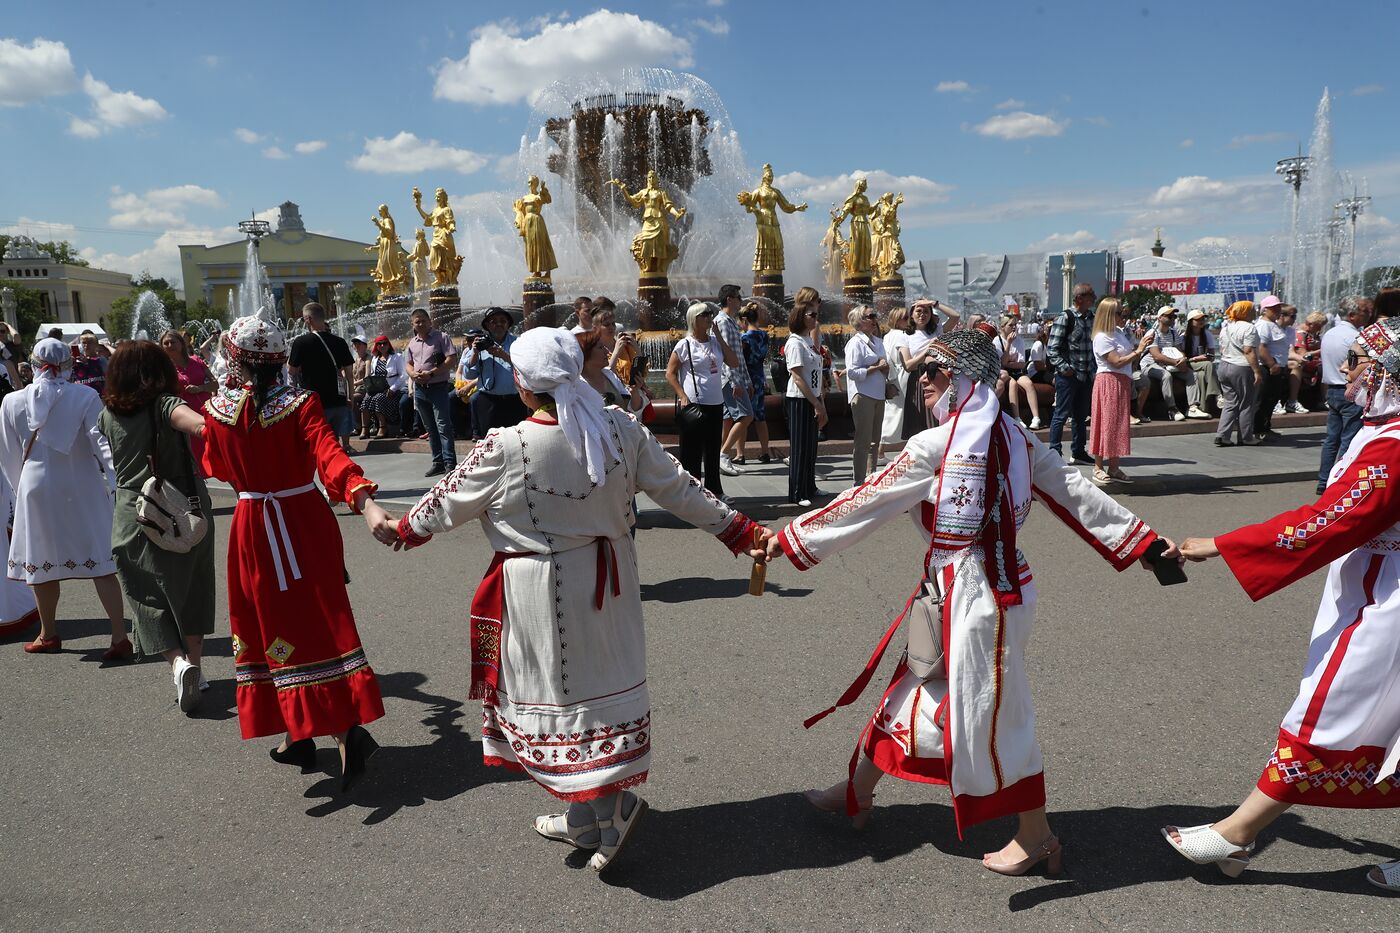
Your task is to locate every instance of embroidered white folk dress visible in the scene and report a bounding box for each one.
[1216,419,1400,807]
[0,467,38,629]
[403,410,758,801]
[0,381,115,584]
[778,416,1157,834]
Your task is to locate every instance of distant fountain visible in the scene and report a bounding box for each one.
[236,239,275,320]
[129,289,171,341]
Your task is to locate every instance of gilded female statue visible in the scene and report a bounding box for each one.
[870,191,906,279]
[412,186,463,288]
[366,204,407,296]
[609,171,686,277]
[407,229,431,293]
[737,163,807,275]
[834,178,873,278]
[513,175,558,280]
[820,208,846,291]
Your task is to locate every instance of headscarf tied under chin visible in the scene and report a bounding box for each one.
[26,337,85,453]
[510,328,622,485]
[922,323,1031,608]
[1347,317,1400,420]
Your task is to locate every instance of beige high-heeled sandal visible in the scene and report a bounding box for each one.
[982,834,1063,877]
[802,785,875,830]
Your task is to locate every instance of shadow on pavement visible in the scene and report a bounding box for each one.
[641,577,811,602]
[301,670,525,825]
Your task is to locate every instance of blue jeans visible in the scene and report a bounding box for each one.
[1318,384,1362,489]
[414,382,457,468]
[1049,372,1091,457]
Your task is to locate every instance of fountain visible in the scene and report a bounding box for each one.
[129,289,172,341]
[235,221,276,320]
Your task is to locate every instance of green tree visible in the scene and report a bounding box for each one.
[105,273,188,339]
[0,280,47,346]
[1120,286,1174,320]
[0,236,88,266]
[345,285,377,312]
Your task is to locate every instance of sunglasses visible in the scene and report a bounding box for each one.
[863,314,879,322]
[919,358,945,381]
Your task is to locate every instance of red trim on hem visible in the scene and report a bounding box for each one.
[539,771,649,803]
[1256,728,1400,809]
[0,607,40,638]
[953,772,1046,834]
[483,755,525,773]
[865,726,949,785]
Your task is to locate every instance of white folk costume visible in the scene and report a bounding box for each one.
[0,339,116,585]
[1216,316,1400,809]
[399,329,759,802]
[0,466,38,634]
[779,324,1159,835]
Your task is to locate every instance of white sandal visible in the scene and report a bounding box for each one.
[1160,824,1256,878]
[533,813,598,849]
[1367,860,1400,893]
[587,792,649,874]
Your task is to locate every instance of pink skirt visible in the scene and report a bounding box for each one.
[1090,372,1132,459]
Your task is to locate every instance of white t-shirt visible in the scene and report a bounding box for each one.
[883,329,909,375]
[1093,329,1135,376]
[1027,340,1048,377]
[1255,317,1290,366]
[570,323,590,335]
[1219,320,1260,366]
[996,333,1026,368]
[905,330,938,359]
[673,335,724,405]
[784,334,822,400]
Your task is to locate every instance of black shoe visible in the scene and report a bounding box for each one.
[425,464,446,477]
[269,738,317,772]
[758,454,772,464]
[340,725,380,792]
[1071,453,1094,465]
[1214,438,1235,447]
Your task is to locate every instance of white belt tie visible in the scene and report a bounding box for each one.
[238,482,318,591]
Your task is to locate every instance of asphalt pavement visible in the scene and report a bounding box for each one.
[2,467,1396,931]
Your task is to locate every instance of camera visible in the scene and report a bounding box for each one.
[467,328,494,350]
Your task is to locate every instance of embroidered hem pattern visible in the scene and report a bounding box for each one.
[481,703,652,800]
[235,645,372,691]
[1257,729,1400,808]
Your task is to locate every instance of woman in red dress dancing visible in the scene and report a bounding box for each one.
[204,316,396,790]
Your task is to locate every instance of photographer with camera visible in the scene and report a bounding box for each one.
[463,307,525,435]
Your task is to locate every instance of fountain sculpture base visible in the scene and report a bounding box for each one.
[522,278,556,329]
[873,275,907,315]
[638,276,672,331]
[842,274,874,309]
[429,286,460,326]
[752,273,785,308]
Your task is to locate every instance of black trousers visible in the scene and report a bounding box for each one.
[785,396,819,503]
[1253,369,1288,434]
[678,402,725,496]
[472,391,528,435]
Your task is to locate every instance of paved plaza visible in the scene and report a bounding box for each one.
[3,425,1396,932]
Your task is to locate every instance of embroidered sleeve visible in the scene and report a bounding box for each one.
[406,429,507,539]
[1028,432,1156,571]
[631,417,742,543]
[300,394,377,509]
[1218,439,1400,601]
[777,427,943,571]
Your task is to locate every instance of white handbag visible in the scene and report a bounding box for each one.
[904,577,946,681]
[135,405,208,553]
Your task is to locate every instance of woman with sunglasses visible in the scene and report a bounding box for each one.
[784,288,826,507]
[898,301,941,438]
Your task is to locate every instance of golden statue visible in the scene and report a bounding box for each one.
[513,175,558,280]
[736,163,806,274]
[820,208,846,291]
[412,186,463,288]
[406,229,431,293]
[365,204,408,296]
[609,170,686,277]
[871,191,906,279]
[833,178,873,278]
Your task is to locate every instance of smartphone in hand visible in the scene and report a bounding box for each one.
[1145,538,1188,586]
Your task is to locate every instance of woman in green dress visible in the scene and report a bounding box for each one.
[99,341,215,713]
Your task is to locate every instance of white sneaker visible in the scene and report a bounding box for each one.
[198,671,210,692]
[1029,417,1043,429]
[173,657,201,713]
[795,498,812,507]
[1187,405,1210,420]
[1130,416,1142,426]
[1171,410,1186,422]
[718,455,740,477]
[1272,403,1286,416]
[1285,402,1303,414]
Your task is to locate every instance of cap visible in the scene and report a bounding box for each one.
[1260,295,1282,310]
[1157,306,1178,318]
[1186,309,1206,321]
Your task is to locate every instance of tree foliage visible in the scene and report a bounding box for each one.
[345,285,378,312]
[1121,286,1174,320]
[0,280,47,345]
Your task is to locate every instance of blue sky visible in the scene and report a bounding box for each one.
[2,0,1398,292]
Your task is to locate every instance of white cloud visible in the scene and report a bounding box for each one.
[705,0,726,5]
[1352,84,1384,96]
[262,146,290,160]
[993,98,1025,110]
[108,184,223,229]
[1228,131,1290,149]
[1179,138,1194,148]
[68,72,167,136]
[433,11,693,106]
[970,111,1067,140]
[689,16,729,36]
[349,132,489,175]
[1025,230,1103,252]
[0,217,78,239]
[80,227,222,282]
[1149,175,1238,204]
[0,37,78,106]
[1084,115,1111,127]
[234,127,263,144]
[936,80,971,93]
[201,54,223,68]
[774,169,954,208]
[294,139,327,154]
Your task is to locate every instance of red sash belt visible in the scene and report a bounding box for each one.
[594,536,621,610]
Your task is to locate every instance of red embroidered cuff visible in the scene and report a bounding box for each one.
[1113,526,1157,571]
[716,513,760,557]
[778,525,819,571]
[396,514,433,550]
[345,478,379,513]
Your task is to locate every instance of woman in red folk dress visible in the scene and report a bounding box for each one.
[204,316,397,791]
[1167,315,1400,891]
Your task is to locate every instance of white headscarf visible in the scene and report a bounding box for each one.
[511,328,623,485]
[26,337,84,452]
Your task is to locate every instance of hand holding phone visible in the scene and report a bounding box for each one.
[1145,538,1187,586]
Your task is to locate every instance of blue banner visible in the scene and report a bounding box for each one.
[1196,272,1274,295]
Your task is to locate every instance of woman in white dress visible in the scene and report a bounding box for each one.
[0,467,38,637]
[390,327,768,875]
[0,339,127,656]
[879,306,911,459]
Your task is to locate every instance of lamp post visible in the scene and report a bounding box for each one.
[1061,252,1075,312]
[1322,216,1346,309]
[1336,189,1372,295]
[0,287,15,331]
[1276,147,1313,305]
